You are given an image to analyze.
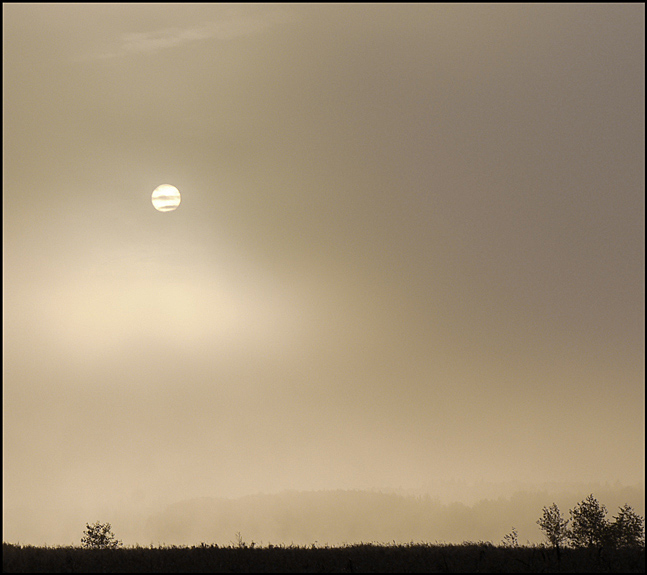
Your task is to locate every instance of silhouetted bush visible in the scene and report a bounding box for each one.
[80,522,122,550]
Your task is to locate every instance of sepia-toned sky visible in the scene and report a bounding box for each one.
[3,3,644,545]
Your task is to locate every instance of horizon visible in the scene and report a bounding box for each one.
[3,3,644,547]
[4,480,644,548]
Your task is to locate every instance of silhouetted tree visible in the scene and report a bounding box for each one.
[81,521,122,549]
[537,503,570,549]
[568,494,609,548]
[607,504,645,548]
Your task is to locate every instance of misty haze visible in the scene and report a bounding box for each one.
[3,2,644,554]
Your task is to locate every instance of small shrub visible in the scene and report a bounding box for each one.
[81,521,122,549]
[501,527,518,548]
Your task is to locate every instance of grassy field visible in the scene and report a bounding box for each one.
[3,541,645,573]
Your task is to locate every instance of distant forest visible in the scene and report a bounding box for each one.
[144,486,645,547]
[5,484,644,548]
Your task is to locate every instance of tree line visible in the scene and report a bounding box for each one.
[536,494,644,550]
[79,494,644,550]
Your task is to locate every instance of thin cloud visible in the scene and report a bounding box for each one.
[84,8,296,60]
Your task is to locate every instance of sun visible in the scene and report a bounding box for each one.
[151,184,181,212]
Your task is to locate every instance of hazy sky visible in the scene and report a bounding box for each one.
[3,3,645,543]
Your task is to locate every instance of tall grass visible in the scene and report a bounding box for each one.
[3,541,645,573]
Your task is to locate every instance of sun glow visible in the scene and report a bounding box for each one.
[152,184,181,212]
